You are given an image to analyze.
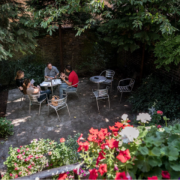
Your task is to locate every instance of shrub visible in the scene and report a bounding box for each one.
[0,118,14,138]
[76,115,180,179]
[128,75,180,119]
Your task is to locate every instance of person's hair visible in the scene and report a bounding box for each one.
[15,70,24,80]
[23,79,30,94]
[65,65,72,72]
[47,62,52,66]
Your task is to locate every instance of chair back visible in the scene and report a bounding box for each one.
[129,79,135,90]
[67,82,79,92]
[52,96,67,106]
[28,94,39,103]
[97,88,108,97]
[100,70,115,80]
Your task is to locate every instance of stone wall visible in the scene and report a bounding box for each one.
[35,28,87,72]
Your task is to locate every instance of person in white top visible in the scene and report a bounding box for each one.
[23,79,51,104]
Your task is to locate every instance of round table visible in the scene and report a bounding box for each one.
[40,79,61,95]
[90,76,107,89]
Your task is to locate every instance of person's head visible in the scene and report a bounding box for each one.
[15,70,24,80]
[65,65,72,73]
[47,62,52,70]
[23,79,30,94]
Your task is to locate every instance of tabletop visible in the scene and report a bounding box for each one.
[90,76,107,83]
[40,79,62,87]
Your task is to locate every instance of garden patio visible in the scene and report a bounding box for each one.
[0,77,135,173]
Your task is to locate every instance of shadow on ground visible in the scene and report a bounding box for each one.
[0,77,136,172]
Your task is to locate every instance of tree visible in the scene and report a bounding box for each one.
[77,0,180,78]
[25,0,103,71]
[0,0,38,61]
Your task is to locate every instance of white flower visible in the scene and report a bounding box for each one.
[121,114,128,120]
[119,127,139,144]
[136,113,151,123]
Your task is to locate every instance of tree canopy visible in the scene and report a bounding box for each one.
[0,0,38,61]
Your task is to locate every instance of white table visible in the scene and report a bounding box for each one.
[90,76,107,89]
[40,79,62,95]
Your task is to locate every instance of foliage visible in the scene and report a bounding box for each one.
[48,134,81,168]
[77,115,180,179]
[25,0,102,35]
[2,135,80,179]
[0,55,45,86]
[154,35,180,71]
[128,75,180,119]
[0,0,38,61]
[0,118,14,138]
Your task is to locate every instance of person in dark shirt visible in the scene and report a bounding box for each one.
[15,70,24,92]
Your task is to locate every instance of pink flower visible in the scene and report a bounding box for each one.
[10,173,13,177]
[157,110,163,115]
[17,149,21,153]
[31,162,35,166]
[23,152,25,155]
[114,164,119,171]
[20,146,22,148]
[28,165,32,169]
[46,163,49,167]
[116,148,120,152]
[157,125,162,128]
[15,174,18,178]
[26,148,29,151]
[35,155,39,159]
[39,155,43,158]
[19,172,22,175]
[48,152,52,155]
[14,163,17,166]
[14,167,18,171]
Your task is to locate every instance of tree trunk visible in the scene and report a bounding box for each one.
[140,44,145,81]
[59,24,64,72]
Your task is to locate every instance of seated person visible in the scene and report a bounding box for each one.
[23,79,51,104]
[15,70,24,92]
[59,65,79,99]
[44,62,59,80]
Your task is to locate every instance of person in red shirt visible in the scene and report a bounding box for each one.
[59,65,79,98]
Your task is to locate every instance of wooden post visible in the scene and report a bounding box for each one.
[59,24,64,72]
[140,44,145,81]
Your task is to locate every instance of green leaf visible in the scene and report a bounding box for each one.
[151,147,161,156]
[139,146,149,155]
[148,157,162,167]
[170,162,180,171]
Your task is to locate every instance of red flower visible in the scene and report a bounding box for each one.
[148,176,158,180]
[109,126,119,132]
[157,125,162,128]
[100,128,108,135]
[73,169,78,174]
[99,164,107,176]
[116,149,131,163]
[60,138,65,143]
[100,143,107,150]
[115,172,128,180]
[106,138,119,149]
[15,174,18,178]
[77,141,89,152]
[89,128,99,135]
[88,134,97,142]
[96,151,106,165]
[77,133,83,143]
[57,173,67,180]
[98,131,105,140]
[161,171,170,179]
[114,122,123,129]
[89,169,98,180]
[127,120,131,123]
[157,110,163,115]
[122,124,133,129]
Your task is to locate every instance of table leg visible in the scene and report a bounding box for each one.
[51,86,53,95]
[97,83,99,89]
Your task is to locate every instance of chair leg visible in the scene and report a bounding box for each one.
[96,98,100,112]
[108,97,110,109]
[48,105,50,116]
[56,110,60,121]
[39,103,41,115]
[120,92,123,103]
[67,105,71,116]
[29,103,31,114]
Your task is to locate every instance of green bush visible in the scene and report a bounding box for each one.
[0,117,14,138]
[0,55,45,86]
[128,75,180,119]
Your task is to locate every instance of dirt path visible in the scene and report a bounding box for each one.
[0,90,8,117]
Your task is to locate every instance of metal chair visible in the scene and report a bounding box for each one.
[17,87,27,106]
[66,82,79,99]
[48,96,70,121]
[92,87,110,112]
[100,70,115,90]
[28,93,47,115]
[117,78,135,102]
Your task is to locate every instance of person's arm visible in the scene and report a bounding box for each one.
[32,86,40,94]
[60,76,72,86]
[44,68,53,79]
[54,67,59,78]
[61,73,69,79]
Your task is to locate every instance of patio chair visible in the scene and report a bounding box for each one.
[28,93,47,115]
[92,87,110,112]
[48,96,70,121]
[100,70,115,90]
[66,82,79,99]
[117,78,135,102]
